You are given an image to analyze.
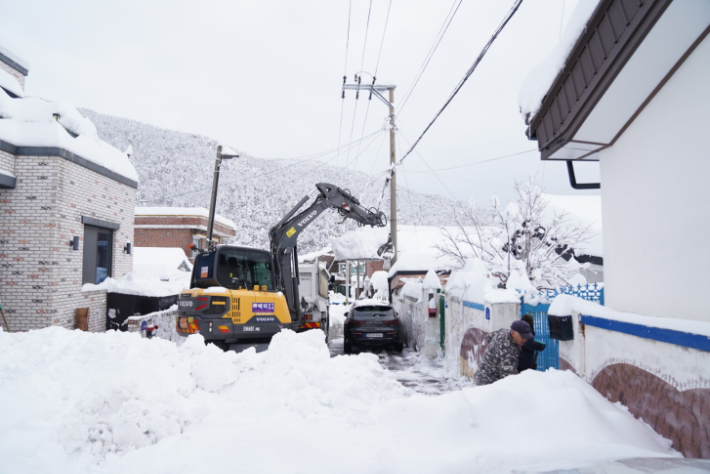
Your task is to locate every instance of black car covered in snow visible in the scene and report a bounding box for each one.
[343,302,403,354]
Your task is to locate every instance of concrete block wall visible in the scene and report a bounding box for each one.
[0,155,135,332]
[0,60,26,91]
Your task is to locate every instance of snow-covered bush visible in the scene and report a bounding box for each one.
[436,179,591,290]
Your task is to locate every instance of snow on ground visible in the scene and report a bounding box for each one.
[0,326,680,474]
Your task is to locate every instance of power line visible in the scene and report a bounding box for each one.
[359,0,374,73]
[306,127,385,182]
[337,0,354,164]
[353,0,393,171]
[374,0,393,77]
[398,130,460,202]
[404,149,537,172]
[393,0,524,172]
[398,0,463,116]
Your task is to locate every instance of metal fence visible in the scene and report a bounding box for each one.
[520,284,605,371]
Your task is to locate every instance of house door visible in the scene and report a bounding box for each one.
[82,225,113,284]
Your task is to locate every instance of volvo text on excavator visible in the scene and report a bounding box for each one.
[175,183,386,351]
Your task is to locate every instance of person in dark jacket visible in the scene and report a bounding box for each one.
[518,314,546,372]
[474,319,533,386]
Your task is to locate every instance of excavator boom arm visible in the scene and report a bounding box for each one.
[269,183,387,322]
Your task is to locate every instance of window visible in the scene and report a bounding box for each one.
[192,235,202,258]
[213,248,275,290]
[82,225,113,284]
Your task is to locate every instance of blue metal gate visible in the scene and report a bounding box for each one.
[519,302,558,371]
[519,284,605,372]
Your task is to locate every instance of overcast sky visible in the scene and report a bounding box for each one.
[0,0,600,206]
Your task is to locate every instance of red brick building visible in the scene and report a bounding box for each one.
[134,207,237,262]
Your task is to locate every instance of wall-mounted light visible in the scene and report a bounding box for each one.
[69,236,79,251]
[123,243,132,255]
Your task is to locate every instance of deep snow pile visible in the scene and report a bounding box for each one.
[0,327,679,473]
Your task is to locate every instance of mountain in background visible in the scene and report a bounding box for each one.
[81,108,463,253]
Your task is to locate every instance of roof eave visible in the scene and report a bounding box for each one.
[528,0,674,161]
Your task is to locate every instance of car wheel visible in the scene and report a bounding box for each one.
[344,340,352,354]
[394,341,403,353]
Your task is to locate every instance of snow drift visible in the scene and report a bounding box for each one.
[0,327,679,473]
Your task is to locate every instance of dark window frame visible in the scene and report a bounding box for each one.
[82,224,114,285]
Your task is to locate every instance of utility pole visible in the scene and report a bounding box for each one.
[342,78,398,265]
[206,145,239,248]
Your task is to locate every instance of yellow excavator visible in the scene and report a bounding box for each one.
[176,183,386,351]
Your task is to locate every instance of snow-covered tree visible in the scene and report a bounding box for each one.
[435,179,591,290]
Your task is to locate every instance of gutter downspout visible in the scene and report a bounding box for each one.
[566,161,600,190]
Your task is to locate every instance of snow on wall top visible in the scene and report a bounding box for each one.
[135,207,237,230]
[423,269,441,290]
[0,69,23,98]
[0,89,138,183]
[550,294,710,338]
[518,0,602,123]
[543,193,602,257]
[0,34,31,72]
[446,258,520,305]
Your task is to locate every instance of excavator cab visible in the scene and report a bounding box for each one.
[191,246,276,291]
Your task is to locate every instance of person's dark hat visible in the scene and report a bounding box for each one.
[511,320,533,340]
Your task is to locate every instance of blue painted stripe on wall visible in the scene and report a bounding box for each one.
[463,301,485,311]
[581,315,710,353]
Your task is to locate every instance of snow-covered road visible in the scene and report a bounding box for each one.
[0,326,683,474]
[329,337,471,395]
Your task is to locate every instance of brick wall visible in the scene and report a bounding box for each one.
[135,228,194,258]
[0,149,14,173]
[134,213,236,260]
[0,154,136,332]
[0,61,26,92]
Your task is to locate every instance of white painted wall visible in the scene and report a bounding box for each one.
[599,35,710,322]
[560,310,710,392]
[394,290,440,358]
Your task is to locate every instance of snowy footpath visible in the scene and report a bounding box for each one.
[0,327,682,474]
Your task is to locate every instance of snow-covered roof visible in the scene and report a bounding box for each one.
[0,33,31,72]
[133,247,192,279]
[543,194,602,257]
[82,272,190,297]
[0,89,138,184]
[331,225,459,274]
[135,207,237,230]
[0,68,23,98]
[298,246,333,264]
[518,0,602,122]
